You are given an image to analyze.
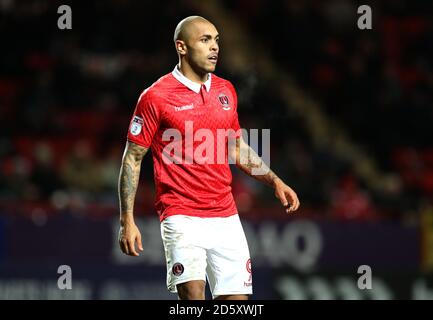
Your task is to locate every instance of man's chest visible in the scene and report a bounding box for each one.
[159,89,235,132]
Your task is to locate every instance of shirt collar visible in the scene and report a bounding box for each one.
[172,65,211,93]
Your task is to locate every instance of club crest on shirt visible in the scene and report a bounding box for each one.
[245,258,252,286]
[218,93,231,110]
[172,262,184,276]
[130,116,143,136]
[246,258,252,274]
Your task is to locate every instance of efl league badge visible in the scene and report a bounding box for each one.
[130,116,143,136]
[218,93,231,110]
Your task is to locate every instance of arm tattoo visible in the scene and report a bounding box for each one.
[118,142,148,219]
[235,138,279,187]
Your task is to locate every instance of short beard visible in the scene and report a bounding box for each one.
[188,57,214,77]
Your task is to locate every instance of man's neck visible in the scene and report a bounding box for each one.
[178,61,208,83]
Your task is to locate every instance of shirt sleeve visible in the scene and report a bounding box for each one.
[127,90,160,148]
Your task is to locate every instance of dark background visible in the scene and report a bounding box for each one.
[0,0,432,299]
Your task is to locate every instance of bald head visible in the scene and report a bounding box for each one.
[173,16,214,43]
[173,16,220,77]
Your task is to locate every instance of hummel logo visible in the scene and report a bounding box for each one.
[174,104,194,111]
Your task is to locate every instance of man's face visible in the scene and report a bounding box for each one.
[183,21,219,74]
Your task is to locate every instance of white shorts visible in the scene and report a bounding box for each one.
[160,214,252,298]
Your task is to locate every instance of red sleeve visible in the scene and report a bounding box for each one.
[227,82,242,138]
[127,90,160,148]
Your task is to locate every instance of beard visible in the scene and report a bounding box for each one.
[188,54,216,75]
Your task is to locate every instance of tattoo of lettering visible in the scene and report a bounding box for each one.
[118,142,148,216]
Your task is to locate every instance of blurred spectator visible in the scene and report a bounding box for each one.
[330,174,377,221]
[61,141,102,194]
[30,143,63,200]
[99,146,120,190]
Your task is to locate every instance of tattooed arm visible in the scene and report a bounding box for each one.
[118,141,149,256]
[233,137,300,213]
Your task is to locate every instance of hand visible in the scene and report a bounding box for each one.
[274,179,300,213]
[118,219,143,256]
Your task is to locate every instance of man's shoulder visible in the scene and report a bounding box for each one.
[139,73,178,101]
[212,74,236,92]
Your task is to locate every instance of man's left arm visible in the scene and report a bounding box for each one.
[231,137,300,213]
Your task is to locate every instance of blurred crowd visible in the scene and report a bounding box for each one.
[0,0,431,222]
[227,0,432,220]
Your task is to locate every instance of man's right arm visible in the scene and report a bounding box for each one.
[118,141,149,256]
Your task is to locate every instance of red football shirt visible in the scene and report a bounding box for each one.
[127,66,241,221]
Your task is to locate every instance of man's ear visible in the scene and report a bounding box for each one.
[175,40,187,56]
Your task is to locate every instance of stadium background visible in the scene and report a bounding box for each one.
[0,0,432,299]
